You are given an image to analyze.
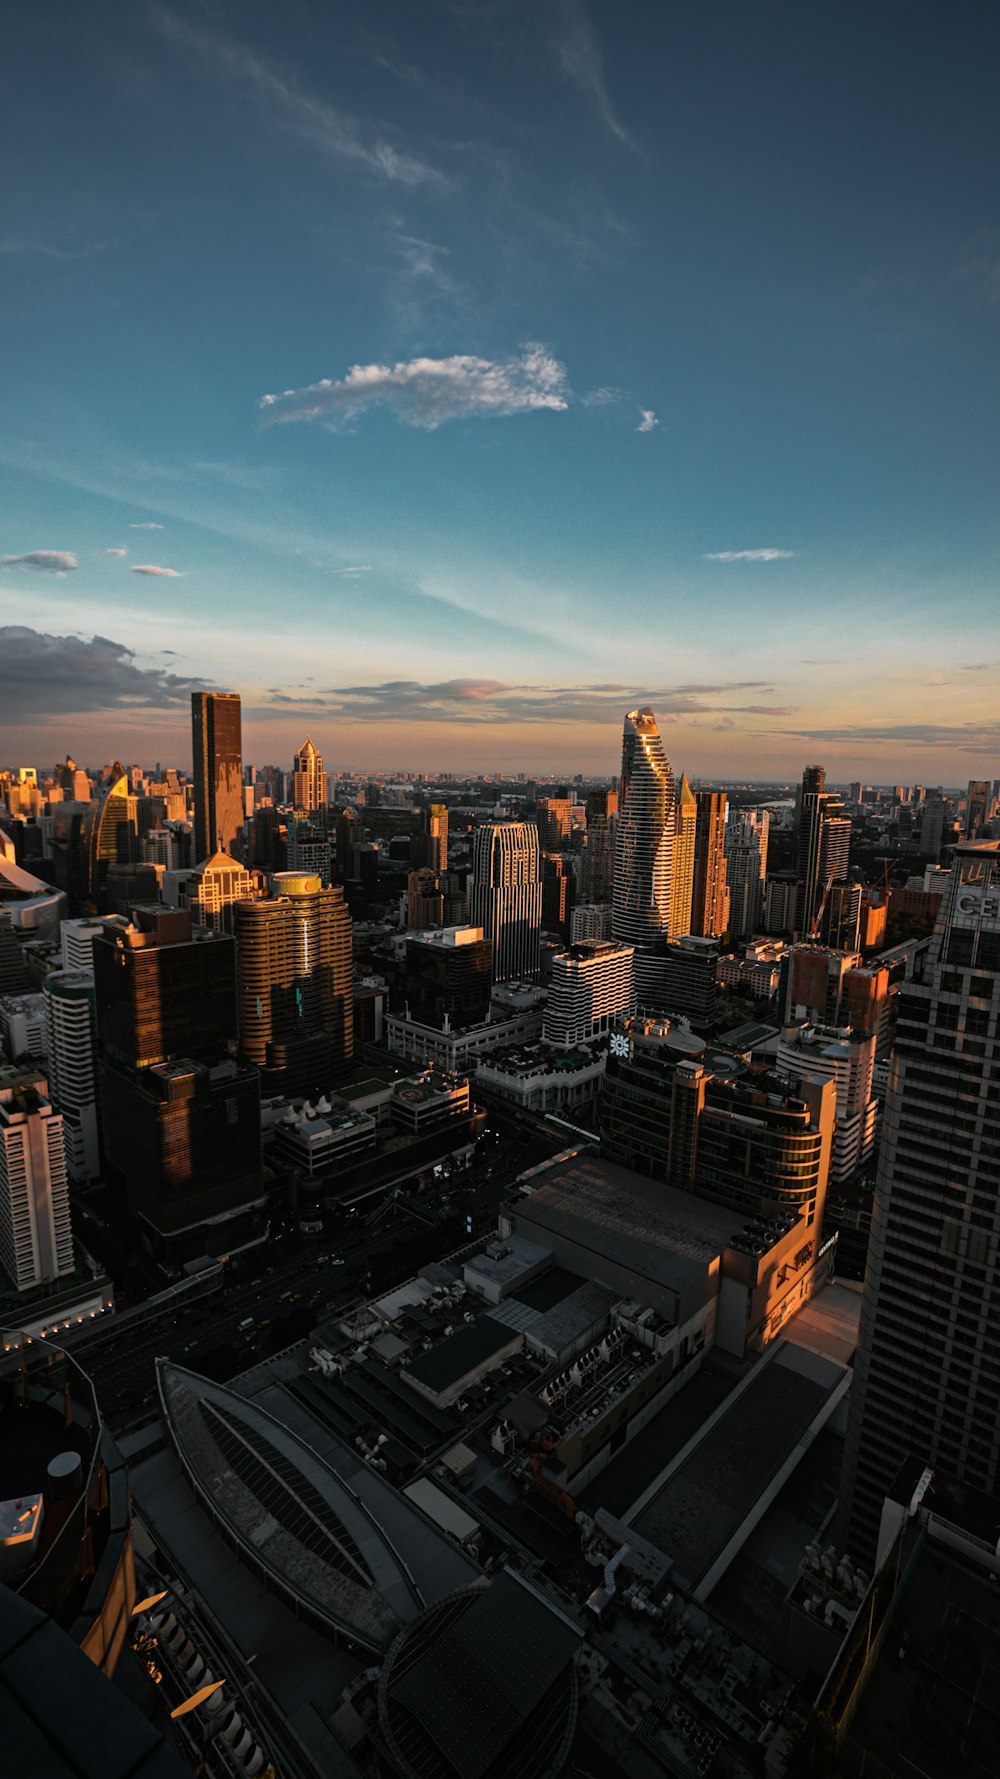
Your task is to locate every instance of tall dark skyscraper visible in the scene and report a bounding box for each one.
[795,763,850,938]
[470,821,542,982]
[840,842,1000,1563]
[191,690,244,864]
[94,905,263,1258]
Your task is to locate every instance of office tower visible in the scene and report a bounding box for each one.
[633,934,720,1026]
[0,1072,73,1290]
[88,764,136,906]
[601,1022,835,1227]
[407,868,444,930]
[191,690,244,862]
[579,788,617,904]
[470,822,542,982]
[571,903,613,943]
[795,765,849,937]
[822,880,863,952]
[840,842,1000,1563]
[187,850,257,933]
[403,926,492,1030]
[612,708,676,947]
[412,801,449,873]
[60,916,105,971]
[286,818,332,883]
[44,970,100,1181]
[235,873,353,1096]
[95,906,263,1256]
[726,808,770,939]
[849,780,863,803]
[291,737,328,812]
[965,779,990,838]
[776,1022,877,1185]
[541,852,573,940]
[918,796,948,857]
[536,796,572,852]
[690,790,729,938]
[543,940,635,1047]
[667,773,696,938]
[0,911,31,994]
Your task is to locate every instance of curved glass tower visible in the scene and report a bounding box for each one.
[612,708,676,946]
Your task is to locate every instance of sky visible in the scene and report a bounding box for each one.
[1,0,999,783]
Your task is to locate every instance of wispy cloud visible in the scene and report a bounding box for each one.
[131,563,183,577]
[260,343,569,431]
[252,678,794,726]
[154,6,447,191]
[0,236,112,262]
[770,720,1000,755]
[329,565,372,577]
[1,550,78,573]
[106,547,127,557]
[550,0,633,147]
[0,626,204,723]
[637,408,658,433]
[703,549,795,562]
[128,521,164,530]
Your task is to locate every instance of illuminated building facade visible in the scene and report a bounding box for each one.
[191,690,244,863]
[234,873,353,1095]
[612,708,676,948]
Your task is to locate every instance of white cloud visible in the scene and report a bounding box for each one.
[330,565,372,576]
[0,550,79,573]
[703,549,795,562]
[128,521,164,530]
[260,343,570,431]
[106,547,127,557]
[637,408,659,433]
[131,563,183,576]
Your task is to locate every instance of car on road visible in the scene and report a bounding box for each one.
[238,1316,255,1332]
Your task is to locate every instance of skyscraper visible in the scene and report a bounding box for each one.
[690,789,729,938]
[965,779,991,838]
[87,763,136,906]
[292,737,328,813]
[191,690,244,863]
[669,774,696,938]
[795,764,849,938]
[187,851,258,933]
[234,873,354,1095]
[612,707,676,947]
[543,940,635,1047]
[0,1071,73,1291]
[412,801,449,873]
[726,807,770,938]
[840,842,1000,1563]
[470,822,542,982]
[579,788,617,904]
[95,906,263,1257]
[44,969,101,1182]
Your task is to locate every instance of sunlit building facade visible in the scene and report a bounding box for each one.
[612,707,676,948]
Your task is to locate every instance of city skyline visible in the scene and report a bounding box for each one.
[3,2,999,778]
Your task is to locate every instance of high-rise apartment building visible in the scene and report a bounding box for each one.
[965,779,991,838]
[536,797,572,852]
[191,690,244,863]
[44,970,101,1182]
[235,873,353,1095]
[840,842,1000,1563]
[403,926,492,1031]
[291,737,328,813]
[670,774,696,938]
[690,789,729,938]
[795,765,850,938]
[0,1071,73,1291]
[60,916,105,971]
[776,1022,877,1185]
[580,789,617,904]
[412,801,449,873]
[470,822,542,982]
[543,940,635,1047]
[612,708,676,947]
[726,808,770,938]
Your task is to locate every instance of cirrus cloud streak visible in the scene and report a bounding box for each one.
[703,548,795,562]
[252,678,796,726]
[260,344,570,431]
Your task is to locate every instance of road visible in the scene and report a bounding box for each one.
[85,1104,560,1430]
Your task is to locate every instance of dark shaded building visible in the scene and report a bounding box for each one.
[234,872,353,1096]
[795,764,850,939]
[404,927,492,1030]
[411,800,448,872]
[191,690,244,863]
[542,852,573,941]
[94,906,263,1258]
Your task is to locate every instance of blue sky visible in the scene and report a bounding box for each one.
[1,0,998,780]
